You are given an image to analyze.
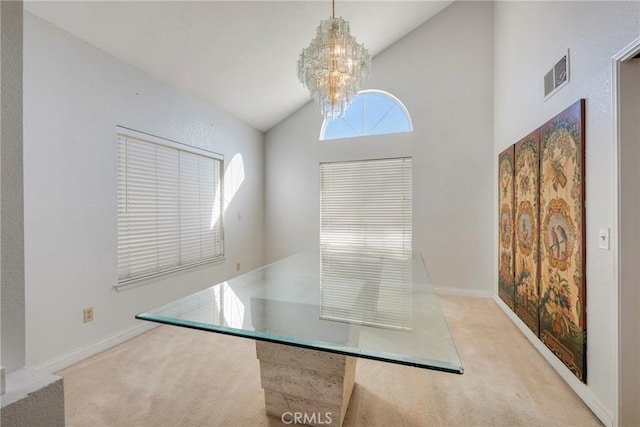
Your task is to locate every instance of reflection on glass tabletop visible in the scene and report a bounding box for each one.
[136,248,463,374]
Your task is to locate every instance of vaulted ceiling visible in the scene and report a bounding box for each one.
[25,1,452,131]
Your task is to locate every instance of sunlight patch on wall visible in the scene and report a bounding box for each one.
[211,153,245,229]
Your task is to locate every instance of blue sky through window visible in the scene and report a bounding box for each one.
[321,90,413,140]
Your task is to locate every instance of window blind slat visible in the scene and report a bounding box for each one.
[320,157,412,330]
[117,132,224,283]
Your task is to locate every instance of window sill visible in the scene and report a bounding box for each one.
[114,257,227,292]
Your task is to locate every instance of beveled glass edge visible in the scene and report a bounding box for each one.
[135,312,464,375]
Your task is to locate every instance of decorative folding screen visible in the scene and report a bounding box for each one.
[538,100,586,382]
[498,100,586,382]
[498,147,516,309]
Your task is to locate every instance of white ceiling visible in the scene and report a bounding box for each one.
[25,1,452,132]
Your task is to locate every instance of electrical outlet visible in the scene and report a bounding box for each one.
[236,262,241,271]
[83,307,94,323]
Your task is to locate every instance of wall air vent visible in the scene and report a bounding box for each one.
[544,50,570,100]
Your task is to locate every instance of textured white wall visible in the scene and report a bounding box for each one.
[264,1,495,296]
[23,13,264,369]
[494,2,640,425]
[0,0,25,374]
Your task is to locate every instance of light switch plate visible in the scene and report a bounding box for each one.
[598,228,610,250]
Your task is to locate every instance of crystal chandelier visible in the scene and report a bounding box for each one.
[297,0,371,119]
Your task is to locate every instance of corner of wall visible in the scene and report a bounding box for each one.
[1,369,65,427]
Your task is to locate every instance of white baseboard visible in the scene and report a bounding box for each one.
[31,322,158,374]
[493,296,613,427]
[435,287,493,299]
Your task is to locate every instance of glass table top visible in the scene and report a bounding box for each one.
[136,248,463,374]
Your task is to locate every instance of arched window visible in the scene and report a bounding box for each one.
[320,90,413,141]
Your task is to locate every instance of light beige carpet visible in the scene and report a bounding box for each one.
[58,296,602,427]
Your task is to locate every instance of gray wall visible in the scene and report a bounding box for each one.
[23,13,265,370]
[1,0,25,374]
[618,56,640,427]
[493,2,640,425]
[264,1,495,297]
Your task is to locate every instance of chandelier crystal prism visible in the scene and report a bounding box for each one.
[297,0,371,119]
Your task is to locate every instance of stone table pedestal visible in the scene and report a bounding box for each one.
[255,341,356,427]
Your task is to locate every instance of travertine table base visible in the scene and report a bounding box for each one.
[255,341,356,427]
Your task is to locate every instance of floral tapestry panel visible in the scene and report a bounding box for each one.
[498,145,516,310]
[514,131,540,336]
[539,99,586,383]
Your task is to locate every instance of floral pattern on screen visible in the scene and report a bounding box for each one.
[498,146,515,309]
[515,132,540,335]
[498,100,586,383]
[539,100,586,382]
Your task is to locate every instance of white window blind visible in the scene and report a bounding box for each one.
[319,157,412,330]
[320,157,412,254]
[117,129,223,286]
